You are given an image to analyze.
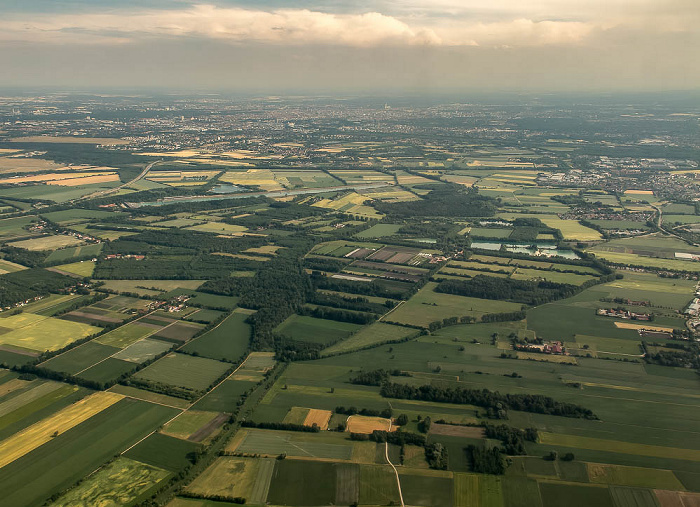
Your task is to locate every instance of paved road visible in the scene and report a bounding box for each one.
[127,181,395,208]
[75,159,161,202]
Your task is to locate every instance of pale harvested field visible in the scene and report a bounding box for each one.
[0,157,66,173]
[11,136,129,145]
[429,424,485,438]
[8,235,84,251]
[0,171,117,185]
[346,415,393,434]
[0,391,123,468]
[655,490,700,507]
[614,322,674,332]
[303,409,332,430]
[0,378,30,397]
[46,174,120,186]
[624,190,654,195]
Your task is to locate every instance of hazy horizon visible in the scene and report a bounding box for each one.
[1,0,699,93]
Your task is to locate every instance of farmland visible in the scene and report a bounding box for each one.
[133,353,231,392]
[0,94,699,507]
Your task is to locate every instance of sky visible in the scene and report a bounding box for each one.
[0,0,698,93]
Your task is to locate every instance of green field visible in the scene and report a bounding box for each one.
[181,311,251,361]
[124,432,201,472]
[233,429,353,460]
[134,353,231,391]
[274,314,361,345]
[539,482,613,507]
[322,322,418,355]
[355,223,402,238]
[112,337,173,363]
[192,379,257,412]
[162,410,221,440]
[40,341,120,374]
[52,457,171,507]
[53,260,96,277]
[0,398,178,507]
[45,243,103,263]
[95,322,157,348]
[386,282,522,328]
[266,459,337,506]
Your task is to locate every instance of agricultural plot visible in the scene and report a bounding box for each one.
[186,456,274,503]
[8,235,85,251]
[0,258,28,274]
[322,322,418,355]
[180,310,250,361]
[96,279,205,297]
[45,243,103,264]
[40,341,120,375]
[0,216,38,239]
[230,429,353,460]
[124,432,201,473]
[162,410,223,441]
[192,378,257,413]
[0,391,124,468]
[51,457,171,507]
[52,260,95,277]
[400,470,454,507]
[0,313,100,353]
[95,322,158,348]
[112,337,173,363]
[386,282,521,328]
[153,321,205,343]
[266,459,339,506]
[274,314,361,345]
[133,353,231,392]
[539,482,614,507]
[355,223,402,238]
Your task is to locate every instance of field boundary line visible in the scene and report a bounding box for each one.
[37,308,161,368]
[73,312,176,375]
[378,300,406,322]
[385,420,405,507]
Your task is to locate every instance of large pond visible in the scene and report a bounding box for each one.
[470,240,580,259]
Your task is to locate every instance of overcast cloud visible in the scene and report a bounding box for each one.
[0,0,697,92]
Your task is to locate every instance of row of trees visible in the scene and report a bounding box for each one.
[380,382,598,419]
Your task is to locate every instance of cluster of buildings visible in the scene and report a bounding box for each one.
[103,254,145,260]
[597,308,652,321]
[514,340,566,355]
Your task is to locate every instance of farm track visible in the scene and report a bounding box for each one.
[384,420,405,507]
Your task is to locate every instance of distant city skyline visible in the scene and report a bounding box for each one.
[1,0,698,92]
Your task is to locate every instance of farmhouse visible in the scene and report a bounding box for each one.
[597,308,651,321]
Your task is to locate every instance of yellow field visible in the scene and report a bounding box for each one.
[8,235,84,251]
[53,260,95,277]
[346,415,393,434]
[218,169,284,191]
[0,157,66,174]
[0,313,101,352]
[0,378,30,397]
[624,190,654,195]
[0,171,118,186]
[0,392,123,468]
[538,216,603,241]
[613,322,674,332]
[303,409,332,430]
[46,173,120,186]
